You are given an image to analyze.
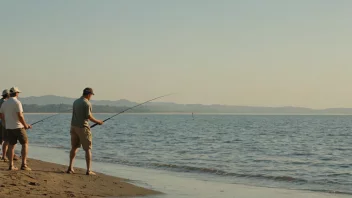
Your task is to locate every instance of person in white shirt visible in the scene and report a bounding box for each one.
[0,89,10,161]
[0,87,32,171]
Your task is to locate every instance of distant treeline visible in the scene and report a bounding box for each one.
[23,104,151,113]
[22,103,352,114]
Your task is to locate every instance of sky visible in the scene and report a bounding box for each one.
[1,0,352,109]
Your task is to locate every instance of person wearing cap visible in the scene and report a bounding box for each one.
[67,87,103,175]
[0,89,20,162]
[0,87,32,171]
[0,89,10,160]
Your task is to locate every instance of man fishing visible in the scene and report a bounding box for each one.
[0,87,32,170]
[0,89,10,161]
[0,89,21,162]
[67,87,103,175]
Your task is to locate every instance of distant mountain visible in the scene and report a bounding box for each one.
[21,95,137,106]
[93,99,137,107]
[21,95,74,105]
[19,95,352,114]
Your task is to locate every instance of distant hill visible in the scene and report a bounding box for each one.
[21,95,75,105]
[18,95,352,114]
[21,95,137,106]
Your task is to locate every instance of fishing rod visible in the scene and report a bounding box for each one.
[91,93,174,128]
[30,104,71,126]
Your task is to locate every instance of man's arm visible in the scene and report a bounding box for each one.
[88,115,103,125]
[86,104,103,125]
[0,106,4,125]
[17,112,31,129]
[16,101,31,129]
[0,113,4,124]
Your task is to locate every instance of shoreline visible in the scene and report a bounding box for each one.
[4,145,350,198]
[0,158,160,198]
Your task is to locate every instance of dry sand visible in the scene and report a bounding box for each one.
[0,158,160,198]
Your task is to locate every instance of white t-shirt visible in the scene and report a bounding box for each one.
[0,97,24,129]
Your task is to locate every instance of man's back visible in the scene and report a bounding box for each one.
[71,97,92,128]
[0,97,24,129]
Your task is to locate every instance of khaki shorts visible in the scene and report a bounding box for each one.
[70,126,92,150]
[7,128,28,145]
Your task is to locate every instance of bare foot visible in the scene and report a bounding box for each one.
[9,166,18,171]
[13,155,20,161]
[66,169,75,174]
[21,164,32,171]
[86,171,96,175]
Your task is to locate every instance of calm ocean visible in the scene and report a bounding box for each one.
[25,114,352,195]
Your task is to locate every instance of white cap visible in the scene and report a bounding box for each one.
[10,86,21,93]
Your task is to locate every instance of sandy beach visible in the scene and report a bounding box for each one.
[0,145,350,198]
[0,158,160,198]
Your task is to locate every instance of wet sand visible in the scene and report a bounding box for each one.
[0,158,160,198]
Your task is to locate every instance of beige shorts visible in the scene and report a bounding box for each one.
[70,126,92,150]
[7,128,28,145]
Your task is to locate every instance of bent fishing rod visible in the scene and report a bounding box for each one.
[30,104,72,126]
[91,93,174,128]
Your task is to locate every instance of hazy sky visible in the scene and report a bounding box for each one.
[1,0,352,108]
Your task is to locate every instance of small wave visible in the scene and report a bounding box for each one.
[31,143,68,150]
[150,163,307,183]
[291,152,315,156]
[325,172,352,177]
[307,189,352,196]
[149,163,352,195]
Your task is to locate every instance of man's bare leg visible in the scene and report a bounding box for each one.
[67,147,78,173]
[2,141,8,160]
[20,143,31,170]
[85,149,95,175]
[8,144,17,170]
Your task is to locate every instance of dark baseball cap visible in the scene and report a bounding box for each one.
[2,89,10,96]
[83,87,95,95]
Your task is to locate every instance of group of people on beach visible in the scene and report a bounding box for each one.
[0,87,103,175]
